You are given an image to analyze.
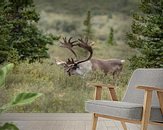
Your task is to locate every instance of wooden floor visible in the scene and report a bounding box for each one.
[0,113,140,130]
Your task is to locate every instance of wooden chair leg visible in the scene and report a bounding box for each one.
[141,90,152,130]
[157,91,163,114]
[121,121,127,130]
[94,86,102,100]
[92,113,98,130]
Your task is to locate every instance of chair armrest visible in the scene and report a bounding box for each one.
[137,86,163,117]
[87,82,118,101]
[87,82,115,89]
[137,86,163,92]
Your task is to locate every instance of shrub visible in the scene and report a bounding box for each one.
[107,27,116,45]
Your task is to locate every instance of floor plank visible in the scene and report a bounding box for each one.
[0,113,134,130]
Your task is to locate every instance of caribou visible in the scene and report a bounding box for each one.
[56,37,125,77]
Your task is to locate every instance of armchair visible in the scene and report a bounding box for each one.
[85,69,163,130]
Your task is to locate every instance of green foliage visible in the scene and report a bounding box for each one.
[11,93,42,106]
[0,92,42,113]
[0,123,19,130]
[107,27,115,45]
[83,11,93,40]
[0,64,42,130]
[0,64,42,113]
[127,0,163,69]
[0,0,58,63]
[0,64,18,130]
[6,49,20,64]
[0,63,14,87]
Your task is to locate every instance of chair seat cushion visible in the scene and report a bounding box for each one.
[85,100,163,122]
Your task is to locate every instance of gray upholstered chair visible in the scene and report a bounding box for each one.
[85,69,163,130]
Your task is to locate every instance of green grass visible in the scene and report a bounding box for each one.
[0,0,138,113]
[0,45,133,113]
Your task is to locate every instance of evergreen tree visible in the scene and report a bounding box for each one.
[107,27,115,45]
[0,0,57,63]
[127,0,163,69]
[83,11,93,40]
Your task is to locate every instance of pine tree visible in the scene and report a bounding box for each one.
[0,0,58,63]
[127,0,163,69]
[83,11,93,40]
[107,27,115,45]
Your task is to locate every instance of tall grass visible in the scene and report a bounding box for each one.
[0,60,132,113]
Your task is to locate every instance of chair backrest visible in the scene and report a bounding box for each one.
[123,69,163,107]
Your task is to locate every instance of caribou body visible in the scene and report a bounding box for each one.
[56,37,125,77]
[65,59,125,76]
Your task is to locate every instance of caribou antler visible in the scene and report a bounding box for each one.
[60,37,78,58]
[75,37,93,65]
[59,37,93,76]
[66,58,75,65]
[65,37,93,75]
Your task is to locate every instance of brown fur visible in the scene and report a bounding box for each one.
[90,59,123,76]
